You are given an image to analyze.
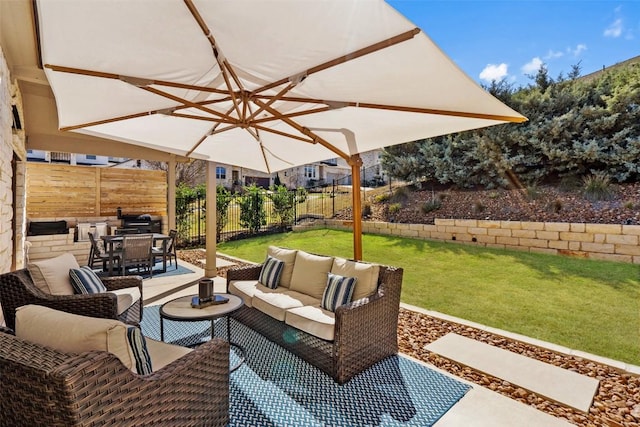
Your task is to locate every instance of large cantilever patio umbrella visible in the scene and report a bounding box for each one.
[35,0,526,261]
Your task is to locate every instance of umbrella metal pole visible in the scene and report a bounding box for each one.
[350,155,363,261]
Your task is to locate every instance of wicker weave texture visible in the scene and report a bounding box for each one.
[226,259,404,384]
[0,330,230,426]
[0,269,143,330]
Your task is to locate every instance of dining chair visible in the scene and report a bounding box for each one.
[153,229,178,270]
[88,232,121,272]
[121,234,154,277]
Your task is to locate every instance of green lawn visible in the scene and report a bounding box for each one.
[218,228,640,365]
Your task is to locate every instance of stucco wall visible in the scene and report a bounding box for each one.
[322,218,640,264]
[0,47,27,274]
[0,48,13,273]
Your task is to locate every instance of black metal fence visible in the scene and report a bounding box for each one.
[175,186,353,248]
[175,164,401,248]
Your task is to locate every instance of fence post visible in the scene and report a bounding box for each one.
[332,179,336,217]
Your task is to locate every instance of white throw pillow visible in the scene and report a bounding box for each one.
[27,253,79,295]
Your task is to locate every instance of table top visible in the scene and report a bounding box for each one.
[160,293,244,321]
[102,233,169,241]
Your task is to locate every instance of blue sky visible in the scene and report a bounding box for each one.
[387,0,640,87]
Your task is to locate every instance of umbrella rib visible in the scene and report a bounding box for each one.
[253,98,351,161]
[141,86,236,123]
[245,82,296,123]
[186,103,240,156]
[253,95,526,123]
[44,64,230,95]
[253,28,421,96]
[183,0,244,120]
[252,124,316,144]
[252,106,331,125]
[59,111,158,132]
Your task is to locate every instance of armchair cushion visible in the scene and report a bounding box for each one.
[27,252,78,295]
[69,266,107,294]
[111,286,142,315]
[258,255,284,289]
[15,305,147,374]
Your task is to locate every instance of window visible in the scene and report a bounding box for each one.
[304,166,316,179]
[86,155,97,160]
[216,166,226,180]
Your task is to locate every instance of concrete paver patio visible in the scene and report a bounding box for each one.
[142,257,606,426]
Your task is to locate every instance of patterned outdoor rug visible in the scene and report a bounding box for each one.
[141,306,470,427]
[96,261,193,279]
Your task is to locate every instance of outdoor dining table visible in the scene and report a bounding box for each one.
[101,233,171,276]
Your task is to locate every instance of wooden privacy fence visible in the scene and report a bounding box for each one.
[26,163,167,218]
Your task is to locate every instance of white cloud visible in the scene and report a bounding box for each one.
[568,44,587,57]
[545,50,564,60]
[604,18,623,38]
[521,57,543,75]
[479,63,508,82]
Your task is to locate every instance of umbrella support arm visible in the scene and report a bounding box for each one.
[349,155,363,261]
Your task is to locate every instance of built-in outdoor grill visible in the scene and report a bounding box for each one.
[119,214,162,234]
[28,220,69,236]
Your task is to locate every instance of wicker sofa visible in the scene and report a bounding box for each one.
[0,307,230,427]
[226,246,404,384]
[0,253,142,330]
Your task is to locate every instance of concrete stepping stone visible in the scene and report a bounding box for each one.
[426,333,599,413]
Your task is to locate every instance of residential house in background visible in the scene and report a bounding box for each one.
[279,149,387,189]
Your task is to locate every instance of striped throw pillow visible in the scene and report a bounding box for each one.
[258,256,285,289]
[69,266,107,294]
[321,273,357,312]
[126,327,153,375]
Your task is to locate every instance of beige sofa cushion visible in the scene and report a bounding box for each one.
[331,258,380,300]
[252,289,320,321]
[285,305,336,341]
[228,280,260,307]
[15,305,137,371]
[288,251,334,299]
[267,246,297,288]
[111,287,142,314]
[27,252,79,295]
[145,338,192,371]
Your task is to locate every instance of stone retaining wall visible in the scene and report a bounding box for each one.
[26,230,90,266]
[322,219,640,264]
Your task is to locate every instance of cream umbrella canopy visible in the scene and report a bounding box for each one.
[35,0,526,260]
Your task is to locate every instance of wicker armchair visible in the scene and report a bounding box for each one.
[0,269,143,330]
[0,326,230,426]
[227,260,403,384]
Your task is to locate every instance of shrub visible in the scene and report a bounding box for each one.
[375,193,391,203]
[362,203,372,217]
[547,198,563,213]
[296,187,308,204]
[421,200,441,213]
[267,185,295,228]
[583,173,614,202]
[238,184,266,233]
[389,203,402,215]
[558,176,581,192]
[525,183,540,200]
[472,200,485,213]
[216,185,232,242]
[392,186,410,203]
